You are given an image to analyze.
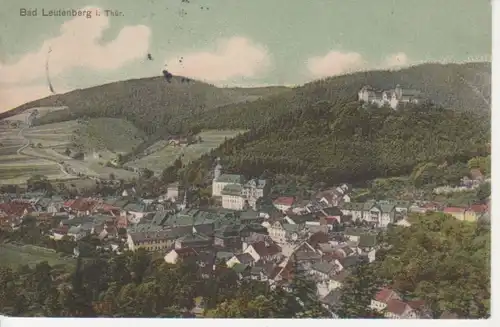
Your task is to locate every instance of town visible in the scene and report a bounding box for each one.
[0,157,490,318]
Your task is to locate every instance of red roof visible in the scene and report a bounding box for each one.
[407,300,426,311]
[386,299,409,315]
[63,200,75,207]
[273,197,295,206]
[468,204,487,213]
[443,207,466,213]
[375,288,397,303]
[0,202,34,216]
[68,198,96,212]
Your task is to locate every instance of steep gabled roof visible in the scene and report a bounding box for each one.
[386,299,410,315]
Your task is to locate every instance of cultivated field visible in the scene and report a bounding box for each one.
[125,130,245,174]
[0,123,68,184]
[0,243,76,269]
[0,115,141,184]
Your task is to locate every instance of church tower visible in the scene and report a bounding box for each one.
[213,157,222,181]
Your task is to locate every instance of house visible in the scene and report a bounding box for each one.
[121,202,151,223]
[320,206,343,220]
[127,230,175,252]
[242,178,270,210]
[339,202,364,221]
[273,197,295,212]
[174,233,212,250]
[443,207,466,221]
[250,262,280,282]
[214,225,242,250]
[160,182,182,202]
[244,240,282,263]
[316,189,343,207]
[464,204,488,222]
[344,227,368,242]
[164,247,199,264]
[51,226,69,240]
[384,299,420,319]
[231,263,251,279]
[282,224,305,243]
[379,200,410,218]
[63,198,96,216]
[370,287,401,312]
[358,85,423,109]
[310,262,338,280]
[226,253,256,267]
[239,210,265,225]
[67,223,92,241]
[363,202,395,227]
[268,221,287,243]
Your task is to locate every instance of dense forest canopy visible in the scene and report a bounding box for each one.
[181,101,490,187]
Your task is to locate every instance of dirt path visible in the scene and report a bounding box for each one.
[16,127,73,178]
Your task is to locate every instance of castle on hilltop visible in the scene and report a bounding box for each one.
[358,84,423,110]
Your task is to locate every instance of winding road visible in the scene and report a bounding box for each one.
[16,126,73,178]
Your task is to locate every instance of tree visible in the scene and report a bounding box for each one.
[336,261,385,318]
[141,168,154,179]
[476,181,491,202]
[27,175,52,192]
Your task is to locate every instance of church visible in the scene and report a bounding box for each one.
[211,159,270,211]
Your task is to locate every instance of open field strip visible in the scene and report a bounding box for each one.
[126,130,246,174]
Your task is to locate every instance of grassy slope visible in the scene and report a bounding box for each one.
[126,129,245,174]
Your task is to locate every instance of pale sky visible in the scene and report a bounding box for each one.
[0,0,492,112]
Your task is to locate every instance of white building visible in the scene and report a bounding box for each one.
[212,160,269,210]
[221,184,246,210]
[358,84,423,110]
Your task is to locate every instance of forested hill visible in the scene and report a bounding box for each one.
[4,62,490,137]
[2,76,290,135]
[184,101,490,186]
[187,62,491,130]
